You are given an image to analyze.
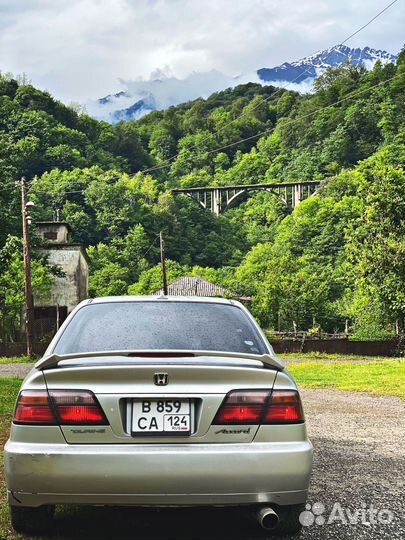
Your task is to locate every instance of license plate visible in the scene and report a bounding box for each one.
[132,399,192,435]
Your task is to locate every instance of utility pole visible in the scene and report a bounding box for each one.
[21,177,34,357]
[160,231,168,295]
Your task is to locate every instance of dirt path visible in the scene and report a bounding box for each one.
[299,388,405,539]
[0,354,396,379]
[0,363,33,378]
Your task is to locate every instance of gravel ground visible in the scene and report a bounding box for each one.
[0,354,395,378]
[1,367,403,539]
[13,388,404,540]
[0,354,395,379]
[298,388,405,540]
[0,363,33,378]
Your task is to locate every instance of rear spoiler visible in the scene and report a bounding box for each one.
[35,350,284,371]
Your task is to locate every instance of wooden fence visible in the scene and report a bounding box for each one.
[0,342,48,357]
[271,339,401,357]
[0,339,402,358]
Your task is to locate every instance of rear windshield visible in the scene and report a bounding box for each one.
[53,301,267,355]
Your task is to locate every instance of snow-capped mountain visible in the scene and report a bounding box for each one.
[89,46,397,124]
[88,70,243,124]
[257,45,397,84]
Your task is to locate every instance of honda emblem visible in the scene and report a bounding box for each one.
[154,372,169,386]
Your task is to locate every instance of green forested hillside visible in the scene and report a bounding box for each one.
[1,49,405,339]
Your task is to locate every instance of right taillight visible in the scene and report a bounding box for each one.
[14,390,108,426]
[264,390,304,424]
[213,389,304,425]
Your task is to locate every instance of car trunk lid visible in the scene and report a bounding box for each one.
[41,354,279,444]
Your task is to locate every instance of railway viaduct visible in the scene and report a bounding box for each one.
[172,181,321,216]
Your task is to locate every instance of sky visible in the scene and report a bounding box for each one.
[0,0,404,104]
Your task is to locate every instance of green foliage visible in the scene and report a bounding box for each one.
[0,236,53,341]
[128,260,186,295]
[346,149,405,326]
[1,54,405,339]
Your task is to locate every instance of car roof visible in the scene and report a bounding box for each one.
[85,296,237,306]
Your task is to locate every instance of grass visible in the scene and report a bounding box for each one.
[289,359,405,399]
[279,351,399,362]
[0,357,34,365]
[0,378,24,540]
[0,352,399,364]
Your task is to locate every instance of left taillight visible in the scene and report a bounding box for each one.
[14,390,108,426]
[14,390,56,425]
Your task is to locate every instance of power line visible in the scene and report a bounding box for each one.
[340,0,399,46]
[27,70,405,199]
[139,233,160,260]
[289,0,400,85]
[0,0,400,204]
[2,1,399,198]
[29,189,85,195]
[20,71,405,203]
[138,0,400,175]
[134,70,405,173]
[0,185,86,196]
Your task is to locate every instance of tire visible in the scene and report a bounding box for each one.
[9,504,55,535]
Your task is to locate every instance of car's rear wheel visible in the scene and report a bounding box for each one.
[9,504,55,535]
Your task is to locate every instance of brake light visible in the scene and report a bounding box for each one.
[215,404,263,424]
[14,391,56,425]
[13,390,108,426]
[213,390,304,425]
[213,391,268,425]
[49,391,108,425]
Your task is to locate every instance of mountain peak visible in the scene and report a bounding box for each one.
[90,45,397,123]
[258,45,397,84]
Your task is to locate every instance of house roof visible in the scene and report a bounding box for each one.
[34,221,72,231]
[155,276,239,298]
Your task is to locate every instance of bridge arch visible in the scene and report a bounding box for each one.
[224,187,288,212]
[172,181,320,216]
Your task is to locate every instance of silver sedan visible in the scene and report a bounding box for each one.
[5,296,313,536]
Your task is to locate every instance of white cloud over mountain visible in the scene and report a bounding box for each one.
[89,45,397,123]
[0,0,403,104]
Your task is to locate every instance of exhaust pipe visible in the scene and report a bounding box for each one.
[257,507,279,530]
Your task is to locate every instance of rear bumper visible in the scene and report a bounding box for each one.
[5,440,313,507]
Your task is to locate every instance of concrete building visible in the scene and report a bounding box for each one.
[33,222,89,338]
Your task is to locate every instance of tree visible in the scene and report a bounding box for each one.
[0,236,53,341]
[128,260,186,295]
[347,161,405,325]
[2,58,405,339]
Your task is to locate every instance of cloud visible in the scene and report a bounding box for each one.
[0,0,403,103]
